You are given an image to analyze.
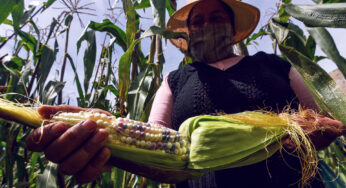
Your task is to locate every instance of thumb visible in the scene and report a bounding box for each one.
[38,105,86,119]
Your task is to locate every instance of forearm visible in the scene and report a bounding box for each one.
[148,75,174,128]
[289,67,319,111]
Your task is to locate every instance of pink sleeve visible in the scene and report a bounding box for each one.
[148,74,173,128]
[289,67,319,111]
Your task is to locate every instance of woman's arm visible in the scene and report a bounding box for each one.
[289,67,319,111]
[148,75,174,128]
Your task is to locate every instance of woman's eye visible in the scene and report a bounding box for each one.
[212,15,226,22]
[190,19,203,26]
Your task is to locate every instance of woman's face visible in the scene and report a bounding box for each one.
[188,0,232,33]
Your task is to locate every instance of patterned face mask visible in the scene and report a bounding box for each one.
[188,23,234,63]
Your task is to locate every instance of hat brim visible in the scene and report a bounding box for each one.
[167,0,260,52]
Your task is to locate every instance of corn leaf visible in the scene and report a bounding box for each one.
[36,162,58,188]
[150,0,166,65]
[150,0,166,29]
[113,168,125,188]
[270,20,346,124]
[15,154,26,182]
[21,3,37,24]
[118,39,141,113]
[66,53,86,107]
[305,35,317,60]
[37,45,56,91]
[166,0,176,17]
[87,19,127,52]
[128,64,155,121]
[323,0,346,3]
[45,18,58,44]
[43,0,57,10]
[5,123,21,188]
[29,20,41,57]
[0,0,17,25]
[283,3,346,28]
[2,57,27,100]
[2,19,12,26]
[141,26,188,40]
[123,0,138,48]
[11,0,24,29]
[319,160,346,188]
[134,0,151,9]
[76,30,97,94]
[140,93,155,122]
[307,27,346,77]
[39,81,65,105]
[15,29,37,54]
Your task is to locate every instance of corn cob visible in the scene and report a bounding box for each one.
[51,111,190,158]
[0,99,318,185]
[0,99,191,171]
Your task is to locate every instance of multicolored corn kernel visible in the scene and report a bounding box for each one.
[50,112,190,158]
[111,118,190,157]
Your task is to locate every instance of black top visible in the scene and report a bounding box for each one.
[167,52,324,188]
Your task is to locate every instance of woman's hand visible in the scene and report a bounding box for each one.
[26,105,112,184]
[284,110,346,151]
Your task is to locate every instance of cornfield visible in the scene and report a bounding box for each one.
[0,0,345,187]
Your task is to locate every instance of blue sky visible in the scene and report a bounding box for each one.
[1,0,345,104]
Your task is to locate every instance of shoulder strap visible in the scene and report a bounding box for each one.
[254,52,292,80]
[168,64,197,100]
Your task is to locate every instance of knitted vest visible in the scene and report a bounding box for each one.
[168,52,298,130]
[168,52,323,188]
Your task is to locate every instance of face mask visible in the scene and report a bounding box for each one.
[188,23,234,63]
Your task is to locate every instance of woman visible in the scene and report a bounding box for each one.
[25,0,344,186]
[148,0,344,187]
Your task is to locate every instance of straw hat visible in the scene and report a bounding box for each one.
[167,0,260,52]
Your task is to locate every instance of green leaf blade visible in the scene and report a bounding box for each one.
[284,3,346,28]
[87,19,127,52]
[307,27,346,77]
[0,0,16,25]
[11,0,24,29]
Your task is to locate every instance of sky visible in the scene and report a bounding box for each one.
[0,0,345,104]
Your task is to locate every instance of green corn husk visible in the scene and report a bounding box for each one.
[0,99,317,184]
[179,113,286,170]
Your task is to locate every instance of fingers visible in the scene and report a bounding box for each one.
[44,120,97,163]
[86,109,112,116]
[38,105,86,119]
[26,122,70,152]
[281,136,296,152]
[59,129,109,175]
[38,105,113,119]
[304,116,345,150]
[316,117,345,136]
[75,148,112,184]
[287,112,345,151]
